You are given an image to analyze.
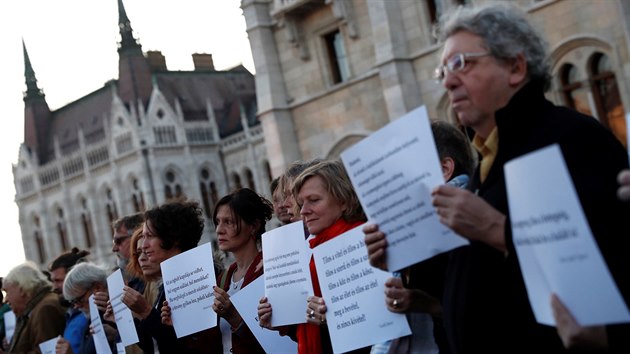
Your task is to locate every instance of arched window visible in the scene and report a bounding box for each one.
[164,170,184,200]
[105,188,118,225]
[132,178,145,212]
[245,168,256,192]
[231,172,242,191]
[56,207,68,251]
[199,167,219,218]
[34,231,46,264]
[263,160,272,187]
[590,53,627,146]
[80,197,94,248]
[559,63,592,116]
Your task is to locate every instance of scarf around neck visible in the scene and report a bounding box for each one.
[298,218,365,354]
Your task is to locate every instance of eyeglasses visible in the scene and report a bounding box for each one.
[69,289,90,306]
[434,52,491,82]
[113,235,130,246]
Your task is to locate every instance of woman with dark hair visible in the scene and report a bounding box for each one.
[119,198,205,353]
[161,188,273,353]
[258,160,368,354]
[212,188,273,353]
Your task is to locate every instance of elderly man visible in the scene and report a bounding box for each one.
[430,4,630,354]
[2,262,65,352]
[56,262,116,354]
[49,248,90,354]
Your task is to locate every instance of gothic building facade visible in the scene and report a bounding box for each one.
[242,0,630,177]
[13,0,270,267]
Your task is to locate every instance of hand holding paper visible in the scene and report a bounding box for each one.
[505,144,630,326]
[341,105,467,271]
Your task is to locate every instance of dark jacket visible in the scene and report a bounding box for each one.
[9,286,66,354]
[442,80,630,354]
[209,251,266,354]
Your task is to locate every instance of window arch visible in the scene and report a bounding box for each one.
[559,63,591,116]
[32,214,45,263]
[199,167,219,218]
[590,53,627,146]
[245,168,256,192]
[231,172,242,191]
[80,197,95,249]
[131,177,145,212]
[164,169,184,200]
[34,231,46,264]
[56,207,68,252]
[105,187,118,226]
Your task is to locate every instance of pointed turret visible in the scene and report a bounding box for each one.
[117,0,153,108]
[22,40,52,165]
[23,40,44,102]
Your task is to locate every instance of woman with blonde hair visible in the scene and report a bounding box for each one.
[258,159,368,354]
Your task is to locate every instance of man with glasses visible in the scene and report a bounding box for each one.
[49,248,90,354]
[56,262,117,353]
[112,213,144,292]
[430,3,629,353]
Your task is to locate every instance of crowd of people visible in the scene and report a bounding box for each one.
[1,3,629,354]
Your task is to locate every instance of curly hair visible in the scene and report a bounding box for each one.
[213,188,273,239]
[436,3,551,89]
[144,198,204,252]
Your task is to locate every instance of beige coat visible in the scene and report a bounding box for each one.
[9,287,65,354]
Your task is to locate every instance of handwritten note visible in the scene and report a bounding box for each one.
[341,105,468,271]
[231,276,298,353]
[262,221,314,326]
[160,242,217,337]
[89,295,113,354]
[3,311,15,344]
[312,225,411,353]
[505,144,630,326]
[38,336,59,354]
[106,269,139,346]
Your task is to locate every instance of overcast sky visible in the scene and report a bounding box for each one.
[0,0,255,275]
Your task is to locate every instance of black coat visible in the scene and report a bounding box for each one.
[442,80,630,354]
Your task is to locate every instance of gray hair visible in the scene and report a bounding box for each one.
[62,262,108,301]
[436,3,550,88]
[4,261,50,297]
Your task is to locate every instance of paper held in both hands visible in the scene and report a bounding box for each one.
[160,242,218,338]
[261,221,314,327]
[312,225,411,353]
[106,269,139,346]
[341,105,468,272]
[505,144,630,326]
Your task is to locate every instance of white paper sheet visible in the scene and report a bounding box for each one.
[626,113,630,162]
[38,336,59,354]
[3,311,15,344]
[116,342,125,354]
[230,276,298,353]
[262,221,314,327]
[89,295,113,354]
[106,269,139,346]
[340,105,468,271]
[312,225,411,353]
[505,144,630,326]
[160,242,218,338]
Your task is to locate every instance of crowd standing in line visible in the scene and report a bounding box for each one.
[1,3,629,354]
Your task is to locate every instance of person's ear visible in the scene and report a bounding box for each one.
[508,53,528,86]
[440,157,455,182]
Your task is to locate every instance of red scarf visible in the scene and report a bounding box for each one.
[296,218,364,354]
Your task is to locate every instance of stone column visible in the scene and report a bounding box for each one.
[241,0,302,177]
